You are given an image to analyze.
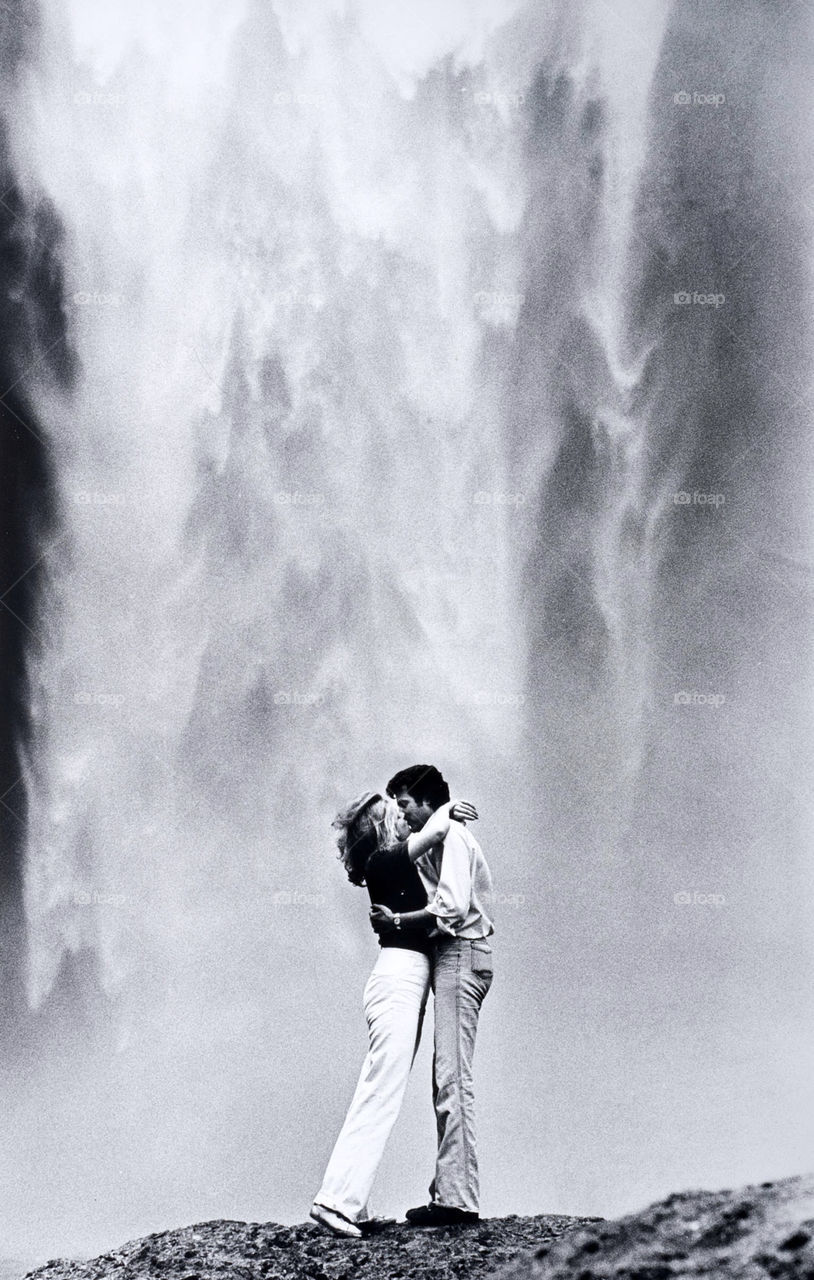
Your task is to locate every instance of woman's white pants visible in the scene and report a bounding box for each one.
[314,946,431,1222]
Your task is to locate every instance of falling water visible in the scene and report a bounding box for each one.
[1,0,812,1261]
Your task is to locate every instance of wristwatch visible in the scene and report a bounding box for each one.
[393,914,402,930]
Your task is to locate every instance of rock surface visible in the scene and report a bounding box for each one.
[23,1213,591,1280]
[21,1175,814,1280]
[495,1175,814,1279]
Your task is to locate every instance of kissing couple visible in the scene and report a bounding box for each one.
[310,764,494,1237]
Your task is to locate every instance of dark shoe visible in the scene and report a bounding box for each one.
[405,1204,429,1223]
[358,1216,397,1236]
[405,1203,479,1227]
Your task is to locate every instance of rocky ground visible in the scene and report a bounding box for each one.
[496,1174,814,1280]
[22,1213,591,1280]
[21,1174,814,1280]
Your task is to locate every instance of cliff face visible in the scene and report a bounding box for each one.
[22,1174,814,1280]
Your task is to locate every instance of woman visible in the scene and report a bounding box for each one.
[310,790,477,1238]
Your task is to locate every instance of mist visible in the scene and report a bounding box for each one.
[1,0,812,1262]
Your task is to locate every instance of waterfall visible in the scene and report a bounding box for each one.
[1,0,812,1260]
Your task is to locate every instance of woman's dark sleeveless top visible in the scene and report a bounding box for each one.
[364,838,431,956]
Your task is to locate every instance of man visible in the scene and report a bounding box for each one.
[382,764,494,1226]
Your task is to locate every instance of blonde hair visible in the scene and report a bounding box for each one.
[332,793,402,885]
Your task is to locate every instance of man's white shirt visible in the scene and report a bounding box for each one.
[417,821,494,939]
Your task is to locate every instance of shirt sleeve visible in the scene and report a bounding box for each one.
[425,825,472,935]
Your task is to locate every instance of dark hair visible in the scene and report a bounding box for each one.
[386,764,450,811]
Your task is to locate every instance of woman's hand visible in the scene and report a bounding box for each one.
[370,904,396,934]
[425,799,479,842]
[405,799,479,862]
[426,799,479,836]
[450,799,478,824]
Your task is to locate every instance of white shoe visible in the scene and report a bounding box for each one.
[310,1203,363,1238]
